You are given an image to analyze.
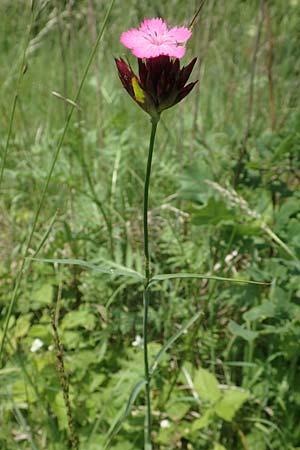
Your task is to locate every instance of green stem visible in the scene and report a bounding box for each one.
[143,116,159,450]
[143,287,151,449]
[0,6,34,192]
[143,118,158,281]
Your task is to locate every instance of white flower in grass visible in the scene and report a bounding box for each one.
[160,419,171,429]
[30,338,44,352]
[132,335,143,347]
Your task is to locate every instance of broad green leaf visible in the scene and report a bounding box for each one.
[14,313,33,338]
[110,442,133,450]
[88,373,106,392]
[272,134,294,160]
[243,302,276,321]
[212,444,228,450]
[275,197,300,229]
[28,324,52,342]
[228,321,258,342]
[61,309,96,330]
[179,162,213,204]
[194,368,221,402]
[156,424,176,446]
[32,283,53,308]
[68,350,99,373]
[191,197,233,226]
[191,410,213,431]
[215,389,249,421]
[61,331,82,349]
[52,392,68,430]
[166,401,191,421]
[12,380,37,405]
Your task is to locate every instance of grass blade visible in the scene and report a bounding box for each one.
[29,257,144,281]
[150,310,202,375]
[0,6,34,191]
[104,379,147,449]
[150,272,269,286]
[0,0,116,366]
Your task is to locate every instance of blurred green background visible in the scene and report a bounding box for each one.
[1,1,300,449]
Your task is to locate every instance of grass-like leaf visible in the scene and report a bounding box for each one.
[104,378,147,448]
[150,272,269,286]
[29,257,144,281]
[150,310,202,375]
[0,0,116,365]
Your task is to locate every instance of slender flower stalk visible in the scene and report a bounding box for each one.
[116,17,197,449]
[143,117,159,281]
[143,287,152,449]
[143,116,159,449]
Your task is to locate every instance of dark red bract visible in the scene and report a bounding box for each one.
[115,56,197,120]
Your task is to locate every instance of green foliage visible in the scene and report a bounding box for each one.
[1,0,300,449]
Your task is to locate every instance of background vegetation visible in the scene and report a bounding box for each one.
[1,0,300,449]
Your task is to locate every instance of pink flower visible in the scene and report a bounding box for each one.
[120,18,192,59]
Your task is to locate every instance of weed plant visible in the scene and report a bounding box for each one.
[1,1,300,449]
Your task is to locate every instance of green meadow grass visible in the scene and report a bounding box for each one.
[1,1,300,449]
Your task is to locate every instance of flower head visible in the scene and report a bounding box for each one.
[116,18,197,119]
[115,55,197,120]
[120,18,191,59]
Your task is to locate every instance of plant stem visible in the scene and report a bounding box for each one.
[143,118,159,282]
[51,311,78,450]
[143,287,151,449]
[0,5,34,192]
[143,116,159,450]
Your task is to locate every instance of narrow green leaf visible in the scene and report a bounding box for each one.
[150,272,268,286]
[224,361,258,368]
[31,210,58,259]
[262,224,299,263]
[150,311,202,375]
[28,257,144,281]
[104,379,147,448]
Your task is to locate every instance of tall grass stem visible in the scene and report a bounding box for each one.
[0,7,34,191]
[0,0,115,366]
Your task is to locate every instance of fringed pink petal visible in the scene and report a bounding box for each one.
[140,18,167,34]
[168,26,192,43]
